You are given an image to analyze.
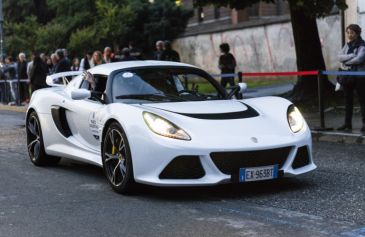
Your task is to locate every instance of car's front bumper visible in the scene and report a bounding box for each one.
[129,126,316,186]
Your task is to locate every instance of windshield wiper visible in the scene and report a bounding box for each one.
[115,93,186,101]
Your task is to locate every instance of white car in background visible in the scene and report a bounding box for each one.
[26,61,316,194]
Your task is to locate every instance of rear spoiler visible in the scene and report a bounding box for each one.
[46,71,83,87]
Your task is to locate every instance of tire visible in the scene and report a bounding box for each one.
[26,111,61,166]
[102,122,135,194]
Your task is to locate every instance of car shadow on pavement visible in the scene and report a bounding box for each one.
[133,178,315,201]
[51,159,105,180]
[47,159,315,201]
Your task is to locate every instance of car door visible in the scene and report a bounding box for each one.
[65,74,108,151]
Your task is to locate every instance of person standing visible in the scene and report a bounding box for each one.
[119,48,137,61]
[49,53,59,74]
[337,24,365,133]
[153,40,164,60]
[71,58,80,71]
[17,53,29,103]
[218,43,236,88]
[160,41,180,62]
[129,41,143,60]
[103,47,116,63]
[80,51,94,71]
[29,55,48,92]
[92,51,104,67]
[54,49,71,73]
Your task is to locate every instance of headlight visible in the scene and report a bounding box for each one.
[143,112,191,140]
[287,105,304,133]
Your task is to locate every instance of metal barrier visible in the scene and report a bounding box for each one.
[2,71,362,130]
[0,79,29,105]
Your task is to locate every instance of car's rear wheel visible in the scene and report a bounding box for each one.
[102,122,135,194]
[26,111,61,166]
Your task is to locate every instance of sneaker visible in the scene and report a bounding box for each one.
[337,124,352,132]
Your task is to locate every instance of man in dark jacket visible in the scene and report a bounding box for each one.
[54,49,71,74]
[160,41,180,62]
[218,43,236,88]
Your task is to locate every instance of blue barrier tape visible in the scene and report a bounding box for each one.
[322,71,365,76]
[210,73,238,78]
[0,79,29,83]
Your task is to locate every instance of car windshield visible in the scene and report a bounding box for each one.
[112,68,225,103]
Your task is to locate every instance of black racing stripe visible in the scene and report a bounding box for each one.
[152,102,259,120]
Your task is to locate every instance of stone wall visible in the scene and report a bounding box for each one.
[174,15,341,74]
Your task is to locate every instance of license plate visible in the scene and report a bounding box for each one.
[239,165,278,182]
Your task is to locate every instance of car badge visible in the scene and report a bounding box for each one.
[251,137,258,143]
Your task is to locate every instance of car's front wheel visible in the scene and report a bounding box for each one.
[26,111,61,166]
[102,122,135,194]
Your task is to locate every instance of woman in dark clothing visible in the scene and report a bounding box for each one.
[218,43,236,88]
[29,55,48,92]
[337,24,365,133]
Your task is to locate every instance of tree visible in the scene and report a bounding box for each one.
[193,0,347,102]
[125,0,193,57]
[3,0,193,59]
[4,16,39,56]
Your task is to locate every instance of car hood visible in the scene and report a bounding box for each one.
[142,100,249,114]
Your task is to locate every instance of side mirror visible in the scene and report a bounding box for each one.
[238,82,247,94]
[71,89,91,100]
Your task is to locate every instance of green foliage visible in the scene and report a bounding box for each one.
[68,27,100,54]
[95,0,134,47]
[125,0,193,54]
[35,23,68,53]
[3,0,192,57]
[4,16,39,56]
[3,0,35,23]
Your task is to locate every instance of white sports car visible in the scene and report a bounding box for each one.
[26,61,316,194]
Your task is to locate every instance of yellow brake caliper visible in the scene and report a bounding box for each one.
[112,146,117,155]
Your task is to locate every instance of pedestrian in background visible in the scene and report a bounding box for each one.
[29,54,48,92]
[17,53,29,103]
[3,56,17,80]
[46,57,53,75]
[50,53,58,74]
[218,43,236,88]
[337,24,365,133]
[92,51,104,66]
[54,49,71,73]
[80,51,94,71]
[129,41,143,60]
[160,41,180,62]
[103,47,116,63]
[153,40,164,60]
[71,58,80,71]
[120,48,137,61]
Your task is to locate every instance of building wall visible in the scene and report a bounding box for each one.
[173,15,341,74]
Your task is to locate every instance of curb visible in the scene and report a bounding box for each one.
[312,130,365,145]
[0,105,27,113]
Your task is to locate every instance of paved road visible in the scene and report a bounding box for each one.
[0,110,364,237]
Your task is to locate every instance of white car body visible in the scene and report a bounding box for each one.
[27,61,316,187]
